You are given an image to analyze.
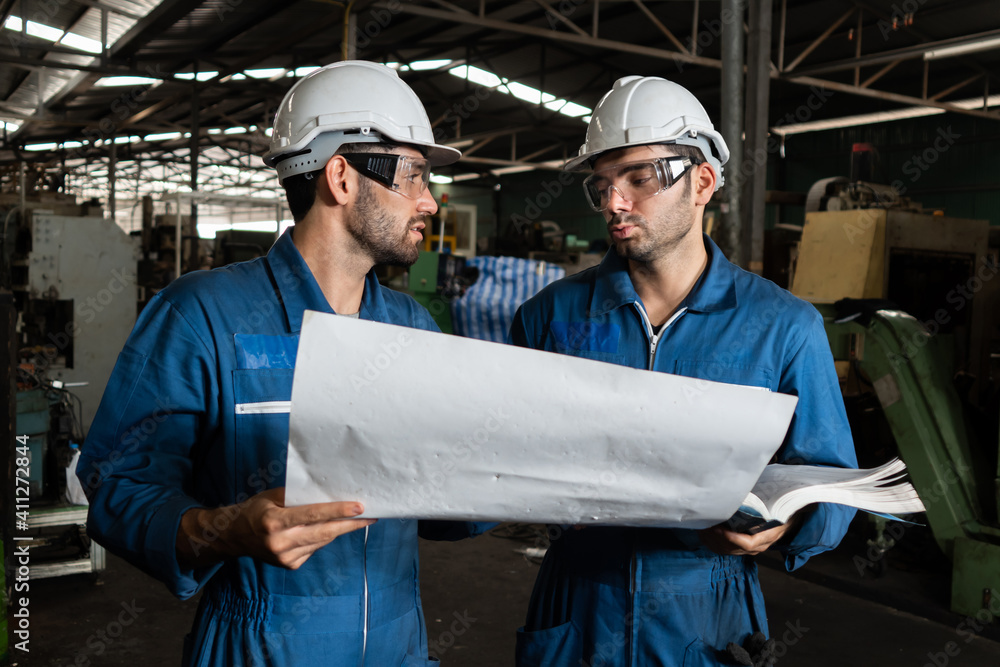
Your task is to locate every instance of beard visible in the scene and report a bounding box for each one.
[347,178,423,267]
[610,187,693,264]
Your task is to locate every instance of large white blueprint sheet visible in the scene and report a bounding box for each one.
[286,311,799,528]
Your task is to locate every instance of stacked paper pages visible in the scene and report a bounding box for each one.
[738,457,925,527]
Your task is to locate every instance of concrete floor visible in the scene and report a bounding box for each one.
[20,520,1000,666]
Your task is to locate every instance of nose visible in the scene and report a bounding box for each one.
[606,185,632,215]
[416,186,438,216]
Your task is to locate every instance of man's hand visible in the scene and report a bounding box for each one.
[177,487,376,569]
[698,520,794,557]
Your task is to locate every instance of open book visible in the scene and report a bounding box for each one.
[725,458,926,534]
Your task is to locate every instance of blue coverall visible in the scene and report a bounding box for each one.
[79,230,472,666]
[508,235,858,667]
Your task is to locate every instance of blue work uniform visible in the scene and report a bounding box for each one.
[508,235,858,667]
[79,230,473,667]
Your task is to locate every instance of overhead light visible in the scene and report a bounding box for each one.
[24,142,57,151]
[177,71,219,81]
[448,64,592,120]
[145,132,183,141]
[505,81,554,105]
[94,76,159,87]
[60,32,102,54]
[450,65,502,88]
[924,34,1000,60]
[409,59,453,71]
[244,68,286,79]
[3,121,20,132]
[429,174,453,184]
[28,22,62,41]
[293,66,321,77]
[491,165,536,175]
[771,93,1000,136]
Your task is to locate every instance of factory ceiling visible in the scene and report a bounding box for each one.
[1,0,998,202]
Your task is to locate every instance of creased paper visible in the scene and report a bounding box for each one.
[286,310,799,528]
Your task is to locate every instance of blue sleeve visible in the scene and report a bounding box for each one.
[775,308,859,571]
[77,295,222,599]
[507,305,532,347]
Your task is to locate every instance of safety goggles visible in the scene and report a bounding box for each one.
[339,153,432,200]
[582,156,699,212]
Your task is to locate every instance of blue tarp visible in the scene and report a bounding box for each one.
[451,256,566,342]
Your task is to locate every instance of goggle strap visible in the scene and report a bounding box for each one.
[339,153,399,189]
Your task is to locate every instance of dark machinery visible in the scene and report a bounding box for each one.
[791,172,1000,619]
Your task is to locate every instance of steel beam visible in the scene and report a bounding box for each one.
[379,2,722,69]
[458,155,562,171]
[854,8,862,86]
[0,54,181,80]
[74,0,145,21]
[783,7,856,73]
[777,0,786,70]
[791,28,1000,78]
[782,75,1000,122]
[930,73,983,102]
[630,0,689,55]
[533,0,589,38]
[860,59,901,89]
[691,0,700,55]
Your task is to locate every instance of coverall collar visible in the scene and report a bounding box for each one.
[589,233,738,318]
[266,228,390,332]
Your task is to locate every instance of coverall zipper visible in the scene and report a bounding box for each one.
[630,302,688,665]
[360,525,370,666]
[234,400,291,415]
[634,304,688,371]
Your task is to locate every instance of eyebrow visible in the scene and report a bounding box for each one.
[620,163,651,175]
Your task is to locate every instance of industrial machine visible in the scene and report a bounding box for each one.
[2,192,139,580]
[405,197,480,333]
[791,175,1000,619]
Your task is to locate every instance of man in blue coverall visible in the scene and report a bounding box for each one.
[508,76,858,666]
[78,61,479,666]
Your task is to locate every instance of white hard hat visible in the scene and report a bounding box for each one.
[565,75,729,191]
[264,60,461,182]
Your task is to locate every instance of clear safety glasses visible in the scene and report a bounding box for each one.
[582,156,699,212]
[339,153,432,200]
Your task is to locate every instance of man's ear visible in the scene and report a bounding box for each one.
[692,162,717,206]
[323,155,352,206]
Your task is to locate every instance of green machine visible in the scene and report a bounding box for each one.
[821,305,1000,618]
[408,250,476,335]
[792,203,1000,619]
[409,250,453,334]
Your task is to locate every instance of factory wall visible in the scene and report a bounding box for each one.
[778,113,1000,227]
[494,170,606,243]
[433,172,608,251]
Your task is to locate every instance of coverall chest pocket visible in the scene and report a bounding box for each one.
[233,368,294,493]
[548,321,626,365]
[673,360,774,392]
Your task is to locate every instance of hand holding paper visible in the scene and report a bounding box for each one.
[177,488,375,570]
